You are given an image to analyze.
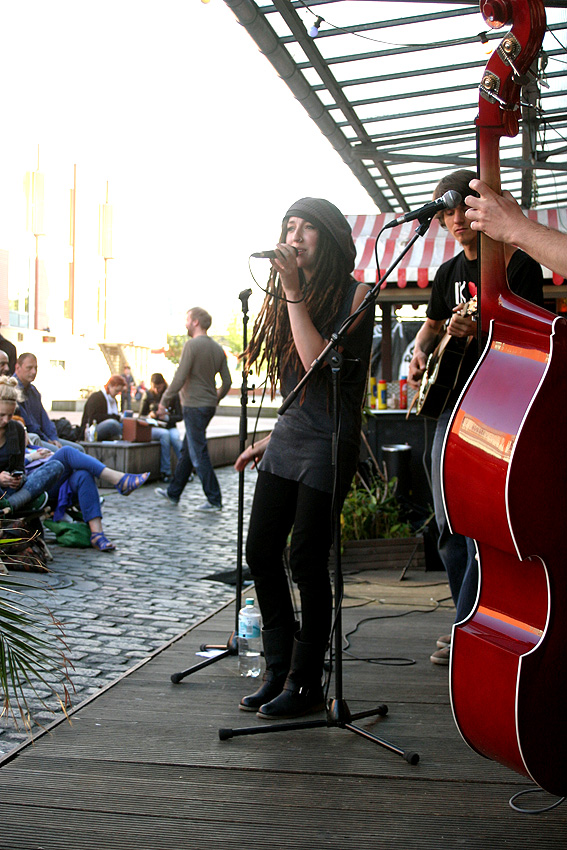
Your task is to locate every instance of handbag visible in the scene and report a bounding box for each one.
[44,519,92,549]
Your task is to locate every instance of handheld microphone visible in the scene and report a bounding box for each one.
[384,190,462,229]
[251,246,299,259]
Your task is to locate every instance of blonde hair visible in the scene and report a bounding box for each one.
[0,376,21,404]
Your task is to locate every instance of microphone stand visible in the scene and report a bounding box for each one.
[218,217,434,761]
[170,288,253,683]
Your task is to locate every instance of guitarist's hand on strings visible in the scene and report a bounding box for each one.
[408,304,477,390]
[447,303,476,339]
[408,349,428,389]
[408,317,445,388]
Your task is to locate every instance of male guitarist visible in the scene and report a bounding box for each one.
[407,169,544,665]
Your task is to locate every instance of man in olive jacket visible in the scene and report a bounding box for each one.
[158,307,231,511]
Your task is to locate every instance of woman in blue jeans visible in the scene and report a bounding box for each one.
[0,377,64,516]
[26,446,150,551]
[1,378,147,551]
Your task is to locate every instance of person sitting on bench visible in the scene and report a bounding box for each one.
[79,375,127,441]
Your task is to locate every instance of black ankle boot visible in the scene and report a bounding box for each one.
[257,635,325,720]
[239,626,294,712]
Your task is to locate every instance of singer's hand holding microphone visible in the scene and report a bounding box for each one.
[251,245,303,301]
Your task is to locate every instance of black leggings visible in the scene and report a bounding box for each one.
[245,471,335,646]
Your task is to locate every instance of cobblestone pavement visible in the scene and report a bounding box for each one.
[0,466,257,756]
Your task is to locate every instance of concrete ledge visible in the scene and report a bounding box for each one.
[207,429,271,466]
[217,403,278,418]
[54,399,142,413]
[80,429,273,486]
[53,400,86,412]
[56,400,278,418]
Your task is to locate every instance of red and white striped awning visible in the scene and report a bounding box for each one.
[347,208,567,289]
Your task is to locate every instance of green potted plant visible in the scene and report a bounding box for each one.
[339,440,429,574]
[341,471,414,543]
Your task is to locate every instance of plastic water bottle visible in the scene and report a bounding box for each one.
[86,420,97,442]
[238,598,262,678]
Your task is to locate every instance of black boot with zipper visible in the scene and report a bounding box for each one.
[239,625,294,712]
[256,634,326,719]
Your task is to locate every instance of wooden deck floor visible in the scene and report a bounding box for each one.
[1,568,566,849]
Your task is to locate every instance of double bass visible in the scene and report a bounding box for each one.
[443,0,567,795]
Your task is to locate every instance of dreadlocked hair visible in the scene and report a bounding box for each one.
[244,225,352,398]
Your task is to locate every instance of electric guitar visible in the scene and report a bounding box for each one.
[415,297,478,419]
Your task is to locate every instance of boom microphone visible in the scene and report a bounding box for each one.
[384,190,462,229]
[251,246,299,259]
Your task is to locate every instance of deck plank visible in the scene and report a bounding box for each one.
[1,569,566,848]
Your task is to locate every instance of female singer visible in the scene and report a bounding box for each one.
[235,197,373,719]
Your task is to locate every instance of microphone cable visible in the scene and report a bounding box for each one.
[247,255,306,304]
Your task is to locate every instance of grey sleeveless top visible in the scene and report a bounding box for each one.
[260,281,373,493]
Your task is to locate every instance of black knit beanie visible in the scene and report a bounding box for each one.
[283,197,357,273]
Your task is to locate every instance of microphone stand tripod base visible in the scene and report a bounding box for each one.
[170,630,239,684]
[219,697,417,764]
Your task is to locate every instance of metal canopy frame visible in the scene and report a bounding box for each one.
[224,0,567,213]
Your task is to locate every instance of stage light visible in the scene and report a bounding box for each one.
[309,16,323,38]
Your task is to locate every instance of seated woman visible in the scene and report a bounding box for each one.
[0,377,63,516]
[140,373,182,481]
[25,445,151,552]
[79,375,127,441]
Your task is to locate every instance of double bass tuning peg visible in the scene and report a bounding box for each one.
[499,34,532,87]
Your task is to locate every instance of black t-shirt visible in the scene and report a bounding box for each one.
[426,249,545,400]
[427,249,544,321]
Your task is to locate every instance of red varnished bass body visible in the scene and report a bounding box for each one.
[443,0,567,795]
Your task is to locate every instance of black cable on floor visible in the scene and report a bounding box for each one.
[509,787,566,815]
[340,599,444,666]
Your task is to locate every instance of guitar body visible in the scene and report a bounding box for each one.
[444,309,567,794]
[443,0,567,794]
[417,299,477,419]
[416,336,470,419]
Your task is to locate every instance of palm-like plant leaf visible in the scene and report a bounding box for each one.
[0,575,73,730]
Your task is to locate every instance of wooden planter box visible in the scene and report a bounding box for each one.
[339,535,425,573]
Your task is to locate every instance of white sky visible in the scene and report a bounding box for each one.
[0,0,376,344]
